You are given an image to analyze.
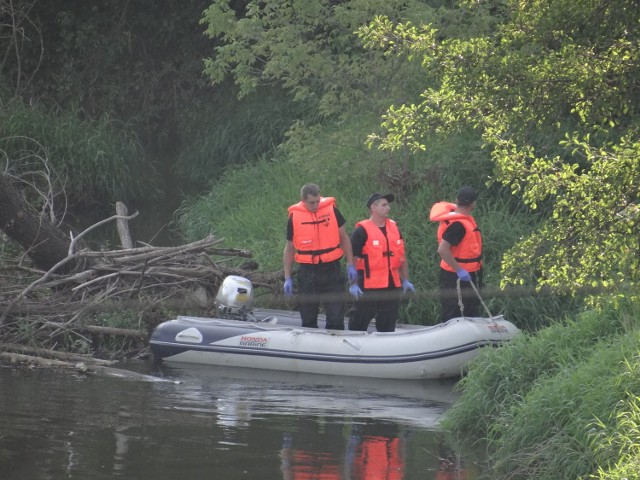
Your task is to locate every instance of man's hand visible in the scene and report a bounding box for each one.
[402,279,415,294]
[283,277,294,296]
[349,283,363,300]
[456,268,471,282]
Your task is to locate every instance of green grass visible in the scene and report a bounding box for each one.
[0,100,158,208]
[588,389,640,480]
[174,88,313,190]
[442,296,640,479]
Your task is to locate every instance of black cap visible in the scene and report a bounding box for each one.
[366,193,395,208]
[456,186,477,206]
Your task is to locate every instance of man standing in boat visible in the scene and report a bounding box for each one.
[283,183,357,330]
[348,193,415,332]
[429,186,483,321]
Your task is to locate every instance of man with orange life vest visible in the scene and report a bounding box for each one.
[429,186,483,322]
[348,193,415,333]
[283,183,357,330]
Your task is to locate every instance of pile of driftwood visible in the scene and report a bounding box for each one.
[0,228,282,378]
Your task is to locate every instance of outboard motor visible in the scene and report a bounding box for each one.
[214,275,254,320]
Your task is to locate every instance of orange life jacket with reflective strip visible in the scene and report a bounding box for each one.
[355,219,405,288]
[430,202,482,273]
[288,197,343,264]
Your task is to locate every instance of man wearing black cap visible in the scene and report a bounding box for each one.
[348,193,415,332]
[429,187,483,320]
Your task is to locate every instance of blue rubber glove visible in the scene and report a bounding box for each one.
[283,277,294,296]
[402,279,415,294]
[349,283,363,300]
[456,268,472,282]
[347,264,358,284]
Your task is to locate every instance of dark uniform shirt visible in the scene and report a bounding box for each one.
[441,221,465,246]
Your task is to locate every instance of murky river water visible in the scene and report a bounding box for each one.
[0,362,480,479]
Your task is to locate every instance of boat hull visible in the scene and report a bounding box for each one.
[149,308,519,380]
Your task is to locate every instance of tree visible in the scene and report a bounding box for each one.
[0,174,71,271]
[359,0,640,297]
[200,0,441,118]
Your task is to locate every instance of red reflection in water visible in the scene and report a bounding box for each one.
[283,451,342,479]
[350,435,404,480]
[280,430,405,480]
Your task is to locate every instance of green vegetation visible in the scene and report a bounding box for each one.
[201,0,436,118]
[1,0,640,477]
[174,87,313,189]
[358,0,640,299]
[443,298,640,479]
[0,100,156,209]
[191,1,640,478]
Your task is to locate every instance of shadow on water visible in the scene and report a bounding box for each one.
[0,362,482,479]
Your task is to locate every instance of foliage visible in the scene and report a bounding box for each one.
[357,0,640,297]
[7,0,213,143]
[174,87,312,189]
[0,101,158,212]
[0,0,230,227]
[200,0,440,117]
[442,296,640,479]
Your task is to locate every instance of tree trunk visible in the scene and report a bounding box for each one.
[0,175,72,270]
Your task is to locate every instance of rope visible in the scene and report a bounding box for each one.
[456,279,464,317]
[456,278,494,318]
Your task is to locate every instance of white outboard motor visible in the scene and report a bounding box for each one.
[214,275,254,320]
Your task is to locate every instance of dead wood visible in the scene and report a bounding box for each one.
[0,342,116,365]
[0,233,278,325]
[42,322,147,339]
[0,352,179,383]
[0,232,284,368]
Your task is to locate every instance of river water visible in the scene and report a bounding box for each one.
[0,362,480,479]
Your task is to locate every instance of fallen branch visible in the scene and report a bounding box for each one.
[0,202,285,367]
[0,342,116,365]
[42,322,147,339]
[0,352,179,383]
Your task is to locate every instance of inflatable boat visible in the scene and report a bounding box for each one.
[149,277,519,380]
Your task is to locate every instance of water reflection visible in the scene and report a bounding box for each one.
[0,363,479,479]
[434,444,471,480]
[280,420,406,479]
[154,363,458,429]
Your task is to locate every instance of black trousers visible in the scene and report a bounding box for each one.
[439,268,483,322]
[296,261,345,329]
[348,286,401,332]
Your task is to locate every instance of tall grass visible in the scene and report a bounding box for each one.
[588,388,640,480]
[442,296,640,479]
[174,88,314,190]
[0,100,158,208]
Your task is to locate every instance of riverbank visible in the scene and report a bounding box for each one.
[443,296,640,479]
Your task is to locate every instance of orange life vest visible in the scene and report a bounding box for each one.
[430,202,482,273]
[288,197,343,264]
[355,219,405,288]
